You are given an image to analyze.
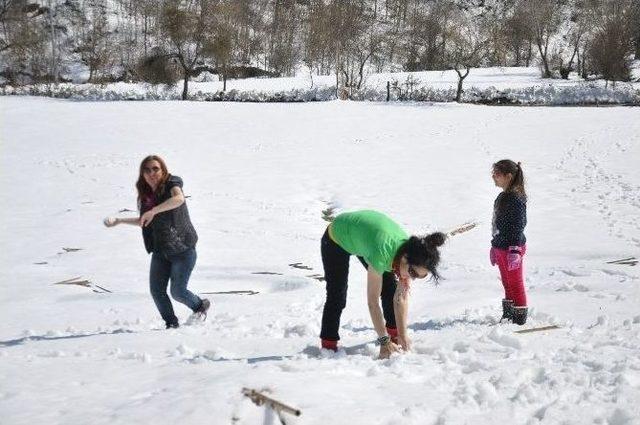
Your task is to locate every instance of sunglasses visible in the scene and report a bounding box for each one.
[143,166,161,174]
[408,265,420,279]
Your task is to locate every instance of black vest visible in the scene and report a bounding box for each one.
[141,175,198,255]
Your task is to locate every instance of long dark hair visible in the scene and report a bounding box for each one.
[394,232,447,281]
[136,155,170,210]
[493,159,526,200]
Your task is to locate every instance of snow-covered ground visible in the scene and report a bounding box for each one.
[3,67,640,104]
[1,97,639,424]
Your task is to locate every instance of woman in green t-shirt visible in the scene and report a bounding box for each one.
[321,210,446,358]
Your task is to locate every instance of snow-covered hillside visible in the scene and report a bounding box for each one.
[1,97,639,424]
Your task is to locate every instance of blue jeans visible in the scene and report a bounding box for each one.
[149,248,201,326]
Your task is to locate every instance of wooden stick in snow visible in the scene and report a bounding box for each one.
[54,280,91,287]
[52,276,84,285]
[62,247,83,252]
[514,325,561,334]
[242,388,301,417]
[446,221,479,238]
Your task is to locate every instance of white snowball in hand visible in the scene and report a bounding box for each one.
[103,217,117,227]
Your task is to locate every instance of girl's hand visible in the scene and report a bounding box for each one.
[140,209,156,227]
[378,341,402,359]
[103,217,118,227]
[507,246,522,271]
[397,334,411,351]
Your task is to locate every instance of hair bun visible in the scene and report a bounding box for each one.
[424,232,446,248]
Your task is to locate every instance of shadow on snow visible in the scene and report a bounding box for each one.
[0,328,137,347]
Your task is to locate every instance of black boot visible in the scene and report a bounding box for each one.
[501,299,514,322]
[512,306,528,325]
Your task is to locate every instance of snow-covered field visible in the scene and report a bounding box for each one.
[1,97,639,424]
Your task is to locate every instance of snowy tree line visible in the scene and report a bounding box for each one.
[1,0,639,99]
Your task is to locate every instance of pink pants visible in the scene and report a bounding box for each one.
[494,245,527,306]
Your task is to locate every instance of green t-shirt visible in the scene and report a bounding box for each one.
[330,210,408,274]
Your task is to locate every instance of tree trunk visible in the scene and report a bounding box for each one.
[335,61,339,98]
[525,40,532,67]
[182,69,189,100]
[580,47,589,79]
[455,67,469,103]
[537,42,551,78]
[143,16,148,56]
[357,52,372,90]
[223,63,227,92]
[48,0,58,84]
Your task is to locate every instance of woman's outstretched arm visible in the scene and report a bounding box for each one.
[104,217,140,227]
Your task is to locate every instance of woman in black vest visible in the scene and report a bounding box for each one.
[104,155,209,328]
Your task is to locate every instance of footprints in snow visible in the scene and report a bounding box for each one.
[556,137,640,248]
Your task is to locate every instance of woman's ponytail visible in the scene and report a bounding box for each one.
[396,231,446,282]
[424,232,446,248]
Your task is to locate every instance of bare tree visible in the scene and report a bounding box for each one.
[521,0,563,78]
[555,4,590,80]
[78,2,114,82]
[267,0,300,77]
[405,2,455,71]
[230,0,265,70]
[203,0,237,91]
[445,13,485,102]
[586,0,635,83]
[159,0,215,100]
[302,0,332,78]
[504,2,533,66]
[479,4,508,66]
[328,1,385,96]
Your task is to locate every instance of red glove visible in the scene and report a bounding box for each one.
[507,246,522,271]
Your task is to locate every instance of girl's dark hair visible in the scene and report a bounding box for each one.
[493,159,526,200]
[136,155,170,210]
[395,232,447,281]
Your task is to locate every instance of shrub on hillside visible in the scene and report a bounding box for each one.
[136,51,180,86]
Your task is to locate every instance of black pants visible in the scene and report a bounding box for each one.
[320,229,397,341]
